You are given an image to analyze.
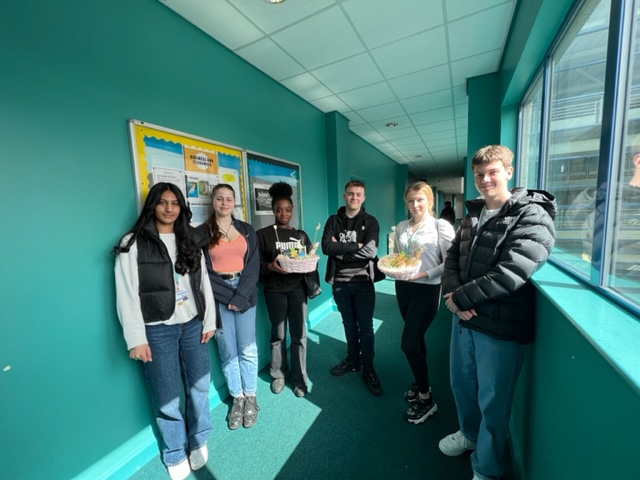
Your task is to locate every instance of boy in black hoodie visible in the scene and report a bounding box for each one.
[322,180,383,396]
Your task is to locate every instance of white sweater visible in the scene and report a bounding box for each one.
[393,217,455,285]
[114,233,216,350]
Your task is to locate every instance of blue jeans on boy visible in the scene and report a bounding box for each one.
[332,281,376,367]
[449,315,527,480]
[215,277,258,397]
[142,316,212,467]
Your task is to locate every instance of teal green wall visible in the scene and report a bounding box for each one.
[0,1,402,479]
[465,72,502,201]
[511,292,640,480]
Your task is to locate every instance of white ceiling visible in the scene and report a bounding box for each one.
[159,0,517,194]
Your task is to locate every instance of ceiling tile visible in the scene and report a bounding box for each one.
[338,82,397,110]
[421,129,456,142]
[281,73,333,100]
[445,0,514,22]
[372,114,412,131]
[416,120,456,135]
[371,28,448,79]
[235,38,305,80]
[391,136,425,147]
[272,7,365,70]
[454,103,468,118]
[310,95,350,113]
[450,50,501,86]
[410,107,454,126]
[311,53,383,93]
[452,84,468,103]
[388,64,451,99]
[228,0,336,35]
[343,111,367,125]
[401,90,453,115]
[163,0,263,50]
[382,126,419,140]
[448,3,515,61]
[356,102,406,122]
[343,0,444,49]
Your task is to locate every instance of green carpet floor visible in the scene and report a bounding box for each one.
[130,280,514,480]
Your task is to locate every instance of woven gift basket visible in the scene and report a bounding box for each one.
[277,254,319,273]
[377,253,422,281]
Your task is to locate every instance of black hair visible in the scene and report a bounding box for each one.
[268,182,293,209]
[205,183,236,247]
[112,182,201,275]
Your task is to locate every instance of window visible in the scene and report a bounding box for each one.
[519,0,640,313]
[518,73,544,188]
[605,0,640,305]
[544,0,610,278]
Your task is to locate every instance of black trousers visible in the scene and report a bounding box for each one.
[395,281,442,394]
[264,283,308,387]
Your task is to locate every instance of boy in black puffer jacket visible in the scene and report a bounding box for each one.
[439,145,556,480]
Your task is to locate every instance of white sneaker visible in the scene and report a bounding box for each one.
[167,458,190,480]
[439,430,476,456]
[189,444,208,470]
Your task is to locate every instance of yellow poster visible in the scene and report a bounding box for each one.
[128,120,247,224]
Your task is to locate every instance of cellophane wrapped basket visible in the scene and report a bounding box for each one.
[377,254,422,281]
[277,254,319,273]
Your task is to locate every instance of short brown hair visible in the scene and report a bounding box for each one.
[404,181,434,216]
[344,180,365,191]
[471,145,514,170]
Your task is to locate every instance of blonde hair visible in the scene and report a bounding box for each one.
[471,145,514,170]
[404,181,434,216]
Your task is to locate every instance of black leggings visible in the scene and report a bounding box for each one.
[395,281,442,394]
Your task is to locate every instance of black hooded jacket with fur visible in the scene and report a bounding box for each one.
[442,188,556,343]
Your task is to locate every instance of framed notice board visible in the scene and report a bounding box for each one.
[246,151,303,231]
[127,120,248,224]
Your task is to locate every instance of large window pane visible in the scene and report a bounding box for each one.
[544,0,610,277]
[519,74,543,187]
[606,1,640,305]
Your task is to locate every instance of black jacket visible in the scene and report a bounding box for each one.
[137,221,205,322]
[194,219,259,313]
[442,188,556,343]
[321,206,382,284]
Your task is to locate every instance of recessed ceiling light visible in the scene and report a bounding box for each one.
[265,0,285,3]
[385,122,398,127]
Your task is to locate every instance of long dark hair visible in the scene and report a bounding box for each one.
[269,182,293,209]
[205,183,236,247]
[112,182,201,275]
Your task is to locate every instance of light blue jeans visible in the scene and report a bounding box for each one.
[215,277,258,397]
[142,317,212,467]
[449,315,527,480]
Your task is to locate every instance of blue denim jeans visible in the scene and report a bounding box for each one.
[215,277,258,396]
[142,317,212,467]
[332,281,376,367]
[449,315,527,480]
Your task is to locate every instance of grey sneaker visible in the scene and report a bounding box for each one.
[271,378,285,394]
[243,395,259,428]
[439,430,476,456]
[227,396,244,430]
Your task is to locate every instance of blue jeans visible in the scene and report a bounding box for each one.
[142,317,212,467]
[332,281,376,367]
[449,315,527,480]
[215,278,258,396]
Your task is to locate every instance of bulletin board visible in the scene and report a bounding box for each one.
[246,151,303,231]
[127,120,247,225]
